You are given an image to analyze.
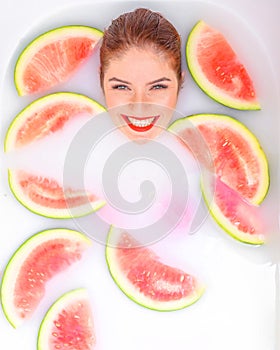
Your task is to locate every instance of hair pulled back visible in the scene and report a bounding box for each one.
[100,8,182,89]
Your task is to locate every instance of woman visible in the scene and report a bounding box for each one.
[96,8,197,234]
[99,8,185,141]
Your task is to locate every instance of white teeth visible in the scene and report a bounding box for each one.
[127,116,155,127]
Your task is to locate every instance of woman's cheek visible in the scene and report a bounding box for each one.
[105,92,130,109]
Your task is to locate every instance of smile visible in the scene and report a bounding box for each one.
[121,114,159,132]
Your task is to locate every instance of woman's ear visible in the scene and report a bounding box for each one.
[99,66,104,91]
[180,70,186,87]
[178,70,186,92]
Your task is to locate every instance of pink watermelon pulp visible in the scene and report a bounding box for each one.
[9,170,105,218]
[186,20,260,110]
[5,92,106,218]
[168,114,269,244]
[202,175,265,244]
[106,228,204,310]
[169,114,269,205]
[0,229,92,328]
[5,92,105,151]
[38,289,95,350]
[15,25,103,95]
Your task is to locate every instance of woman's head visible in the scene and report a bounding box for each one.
[100,8,184,140]
[100,8,182,90]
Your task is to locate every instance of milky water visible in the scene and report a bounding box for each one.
[0,1,279,350]
[4,109,204,244]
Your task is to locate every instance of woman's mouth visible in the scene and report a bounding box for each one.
[121,114,159,132]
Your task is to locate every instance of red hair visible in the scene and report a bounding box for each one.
[100,8,182,89]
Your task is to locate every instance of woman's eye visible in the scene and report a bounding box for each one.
[151,84,168,90]
[112,84,130,90]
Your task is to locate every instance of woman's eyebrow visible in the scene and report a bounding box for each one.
[108,77,131,84]
[148,77,171,85]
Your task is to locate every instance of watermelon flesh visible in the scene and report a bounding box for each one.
[121,251,197,302]
[38,289,95,350]
[169,114,269,205]
[0,229,92,328]
[5,92,105,152]
[23,38,94,95]
[202,174,266,244]
[193,123,262,202]
[5,93,106,218]
[9,170,104,218]
[15,239,83,320]
[106,230,204,310]
[48,295,95,350]
[14,101,94,148]
[15,170,96,210]
[168,114,269,244]
[186,21,260,109]
[197,24,256,102]
[15,26,103,95]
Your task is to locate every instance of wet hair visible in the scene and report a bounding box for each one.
[100,8,182,90]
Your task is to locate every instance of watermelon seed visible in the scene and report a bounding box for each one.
[180,275,185,282]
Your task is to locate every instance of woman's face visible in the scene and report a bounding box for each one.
[102,47,180,140]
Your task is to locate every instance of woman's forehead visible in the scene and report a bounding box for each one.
[104,47,177,73]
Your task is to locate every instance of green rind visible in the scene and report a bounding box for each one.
[4,91,106,152]
[168,113,270,205]
[200,178,265,245]
[37,288,91,350]
[186,20,260,110]
[105,226,205,312]
[0,229,92,328]
[14,25,103,96]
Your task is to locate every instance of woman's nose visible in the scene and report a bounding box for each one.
[128,89,151,115]
[130,88,149,104]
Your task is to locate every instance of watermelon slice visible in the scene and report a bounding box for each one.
[8,170,105,218]
[106,227,204,311]
[202,174,265,244]
[169,114,269,205]
[169,114,269,244]
[0,229,92,328]
[5,92,106,218]
[14,25,103,95]
[37,289,95,350]
[5,92,105,151]
[186,20,260,110]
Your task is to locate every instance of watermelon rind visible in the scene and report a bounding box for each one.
[0,229,92,328]
[4,91,106,152]
[200,177,265,245]
[186,20,261,110]
[14,25,103,96]
[168,113,269,205]
[105,226,205,312]
[37,288,94,350]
